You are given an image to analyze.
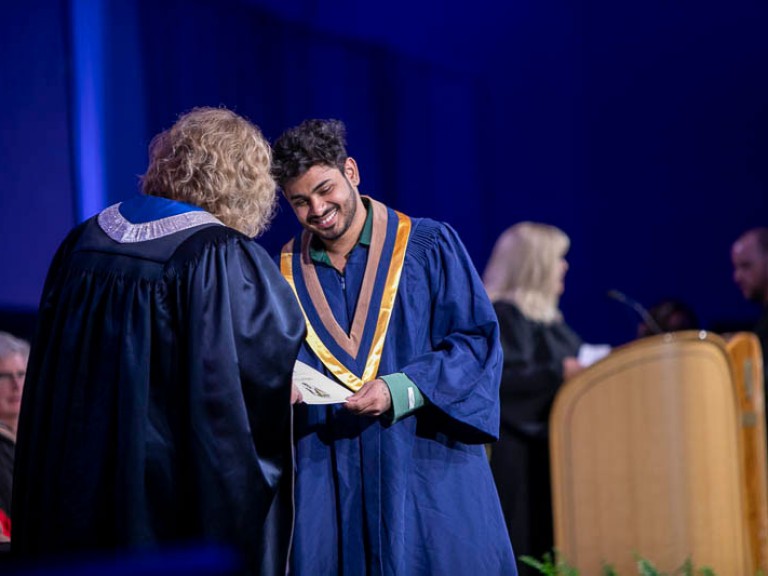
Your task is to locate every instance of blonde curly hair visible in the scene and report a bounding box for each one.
[141,106,276,237]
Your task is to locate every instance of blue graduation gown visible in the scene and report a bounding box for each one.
[12,197,305,575]
[284,199,517,575]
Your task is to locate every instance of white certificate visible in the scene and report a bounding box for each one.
[293,360,353,404]
[577,343,612,367]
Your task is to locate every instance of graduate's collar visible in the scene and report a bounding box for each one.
[97,195,223,243]
[308,196,373,265]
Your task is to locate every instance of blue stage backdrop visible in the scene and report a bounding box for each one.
[1,0,766,346]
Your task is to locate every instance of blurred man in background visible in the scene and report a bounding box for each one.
[731,227,768,360]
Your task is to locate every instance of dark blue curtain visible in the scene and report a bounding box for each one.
[132,0,502,260]
[0,0,74,340]
[1,0,767,346]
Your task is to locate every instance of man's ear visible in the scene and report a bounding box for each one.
[344,157,360,187]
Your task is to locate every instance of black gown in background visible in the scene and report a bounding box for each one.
[489,300,582,573]
[0,425,13,541]
[11,202,305,575]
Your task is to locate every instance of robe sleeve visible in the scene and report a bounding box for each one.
[12,221,90,535]
[33,222,89,322]
[171,228,306,567]
[177,228,305,484]
[392,220,502,444]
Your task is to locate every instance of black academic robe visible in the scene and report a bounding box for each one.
[0,425,13,538]
[489,300,582,574]
[11,199,305,575]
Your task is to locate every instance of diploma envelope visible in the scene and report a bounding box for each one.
[293,360,353,404]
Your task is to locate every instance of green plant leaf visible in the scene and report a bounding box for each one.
[636,555,662,576]
[520,553,556,576]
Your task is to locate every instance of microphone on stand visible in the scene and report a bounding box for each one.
[606,289,663,335]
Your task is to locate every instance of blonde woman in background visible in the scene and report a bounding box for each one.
[483,222,585,574]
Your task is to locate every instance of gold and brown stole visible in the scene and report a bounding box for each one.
[280,198,411,392]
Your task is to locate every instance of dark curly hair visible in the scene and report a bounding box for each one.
[271,119,348,188]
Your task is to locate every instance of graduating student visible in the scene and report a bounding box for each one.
[273,119,516,575]
[12,107,305,575]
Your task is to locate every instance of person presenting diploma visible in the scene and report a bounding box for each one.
[12,108,305,575]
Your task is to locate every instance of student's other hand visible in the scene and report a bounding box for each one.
[344,379,391,416]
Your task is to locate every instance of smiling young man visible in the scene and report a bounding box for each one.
[286,159,367,279]
[273,119,517,575]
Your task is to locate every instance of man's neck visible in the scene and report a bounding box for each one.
[324,230,361,261]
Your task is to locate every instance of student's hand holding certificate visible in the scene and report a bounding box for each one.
[292,361,353,404]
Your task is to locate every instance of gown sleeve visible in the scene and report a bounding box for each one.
[392,220,502,444]
[12,221,90,538]
[177,227,305,487]
[171,227,306,570]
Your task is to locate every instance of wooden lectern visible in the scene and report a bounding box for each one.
[549,330,768,574]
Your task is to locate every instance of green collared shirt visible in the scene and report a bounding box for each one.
[308,198,374,264]
[308,199,424,424]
